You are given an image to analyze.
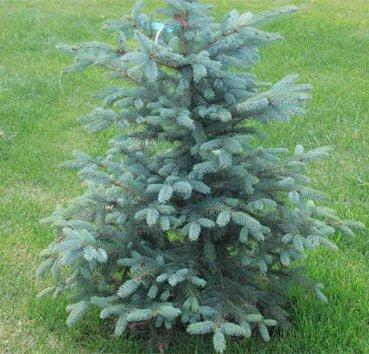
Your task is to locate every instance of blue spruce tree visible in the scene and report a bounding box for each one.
[38,1,364,352]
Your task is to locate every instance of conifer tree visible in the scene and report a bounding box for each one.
[38,1,364,352]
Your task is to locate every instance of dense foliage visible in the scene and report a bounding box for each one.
[38,1,364,352]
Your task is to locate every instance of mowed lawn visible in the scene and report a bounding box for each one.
[1,0,369,352]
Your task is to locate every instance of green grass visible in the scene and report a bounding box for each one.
[1,0,369,352]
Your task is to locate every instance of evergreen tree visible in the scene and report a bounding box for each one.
[38,1,364,352]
